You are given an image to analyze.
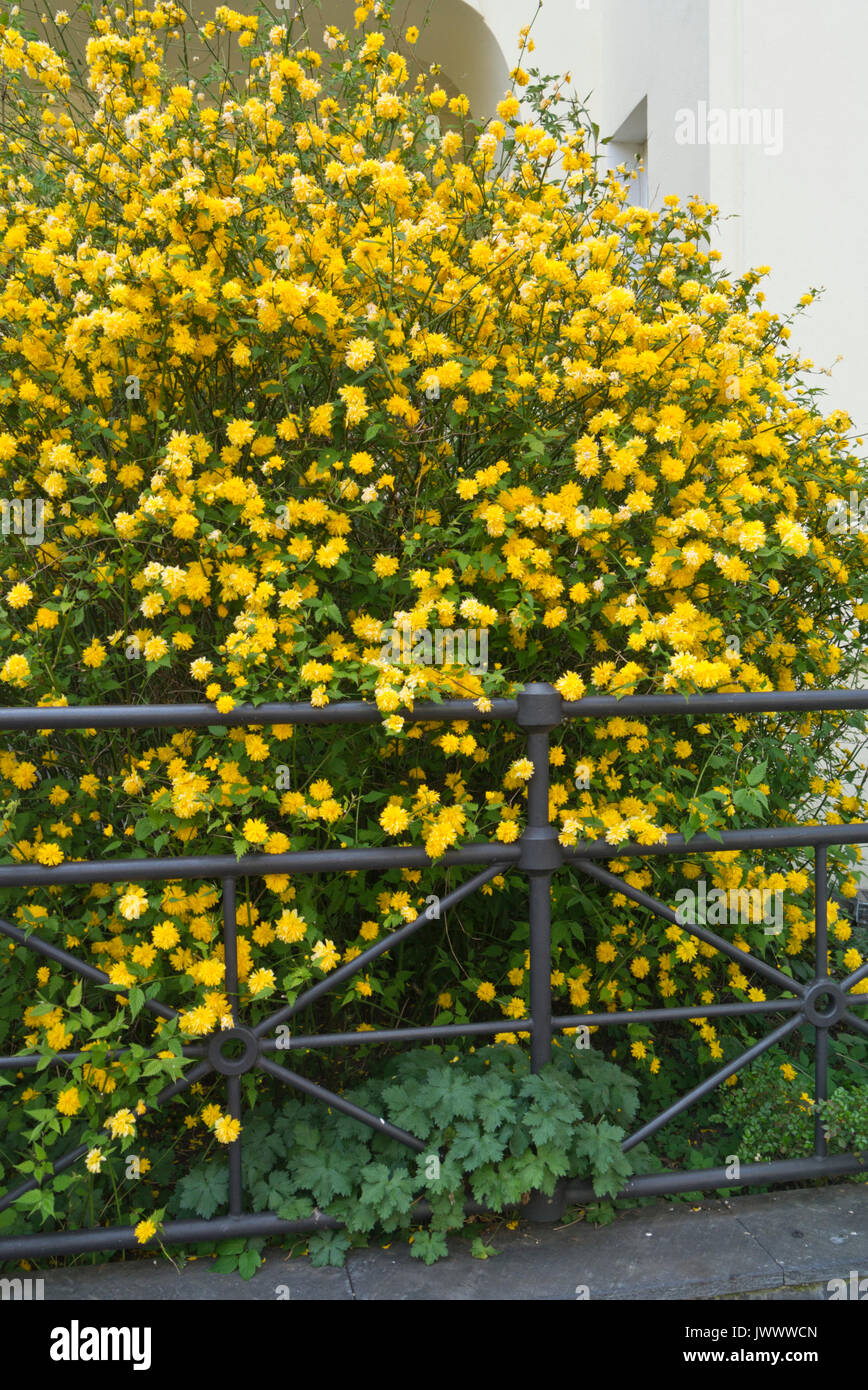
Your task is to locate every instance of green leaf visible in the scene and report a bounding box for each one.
[745,761,768,786]
[217,1237,246,1256]
[470,1236,498,1260]
[409,1229,449,1264]
[308,1230,351,1268]
[177,1165,228,1220]
[238,1249,262,1280]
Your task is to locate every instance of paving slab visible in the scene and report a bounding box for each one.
[31,1182,868,1301]
[345,1203,780,1301]
[721,1185,868,1288]
[40,1250,351,1301]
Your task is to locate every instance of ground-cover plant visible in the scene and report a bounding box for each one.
[174,1041,639,1266]
[1,0,868,1250]
[712,1053,815,1162]
[817,1084,868,1155]
[711,1051,868,1164]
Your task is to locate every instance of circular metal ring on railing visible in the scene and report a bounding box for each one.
[206,1025,261,1076]
[802,979,849,1028]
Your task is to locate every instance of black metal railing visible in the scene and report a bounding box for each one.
[1,682,868,1260]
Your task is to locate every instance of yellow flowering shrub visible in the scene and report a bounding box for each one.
[1,3,868,1226]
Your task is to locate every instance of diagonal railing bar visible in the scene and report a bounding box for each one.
[0,1144,93,1216]
[570,858,805,997]
[840,959,868,992]
[257,1055,426,1153]
[0,1044,212,1070]
[0,915,178,1022]
[0,1059,214,1214]
[841,1011,868,1038]
[622,1015,804,1153]
[255,863,506,1038]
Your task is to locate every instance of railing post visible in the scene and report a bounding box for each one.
[223,876,244,1216]
[813,845,829,1158]
[516,682,564,1221]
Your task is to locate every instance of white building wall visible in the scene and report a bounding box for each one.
[475,0,868,438]
[415,0,866,437]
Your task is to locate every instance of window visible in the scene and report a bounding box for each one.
[606,96,648,207]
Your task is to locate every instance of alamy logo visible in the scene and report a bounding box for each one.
[674,880,783,935]
[0,497,44,546]
[380,622,489,674]
[0,1276,44,1300]
[674,101,784,156]
[827,1270,868,1300]
[827,492,868,535]
[49,1320,152,1371]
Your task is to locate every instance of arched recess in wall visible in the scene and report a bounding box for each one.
[314,0,511,123]
[16,0,511,127]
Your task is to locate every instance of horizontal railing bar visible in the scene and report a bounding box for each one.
[563,689,868,718]
[4,686,868,734]
[0,1212,347,1260]
[260,1019,523,1049]
[5,817,868,887]
[0,698,518,732]
[4,991,857,1068]
[0,1197,487,1261]
[563,1152,867,1203]
[1,1151,863,1261]
[258,999,803,1051]
[5,986,859,1068]
[553,999,804,1028]
[0,842,519,888]
[564,822,868,858]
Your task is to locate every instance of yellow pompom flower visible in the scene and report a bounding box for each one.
[242,818,268,844]
[214,1115,242,1144]
[56,1086,82,1116]
[379,804,410,834]
[135,1220,157,1245]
